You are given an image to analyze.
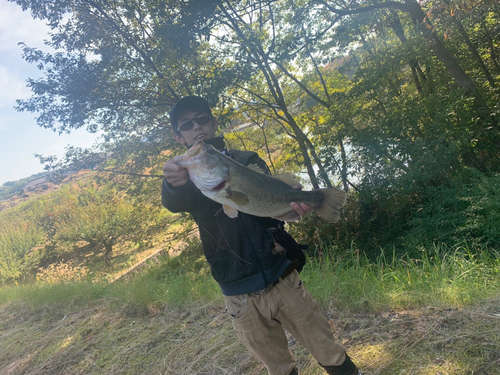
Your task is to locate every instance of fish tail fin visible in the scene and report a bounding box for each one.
[314,188,347,223]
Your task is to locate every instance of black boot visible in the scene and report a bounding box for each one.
[321,354,360,375]
[288,367,299,375]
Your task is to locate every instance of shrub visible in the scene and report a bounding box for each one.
[0,221,45,283]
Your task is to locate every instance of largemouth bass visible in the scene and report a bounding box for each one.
[175,141,346,223]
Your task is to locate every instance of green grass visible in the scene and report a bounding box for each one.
[1,242,499,315]
[1,242,500,375]
[0,251,222,310]
[303,242,500,312]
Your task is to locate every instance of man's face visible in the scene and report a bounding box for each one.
[174,110,218,147]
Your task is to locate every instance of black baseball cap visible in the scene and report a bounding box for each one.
[170,96,213,132]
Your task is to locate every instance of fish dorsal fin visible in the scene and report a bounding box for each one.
[273,173,303,189]
[247,163,267,174]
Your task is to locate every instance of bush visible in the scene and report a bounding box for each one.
[403,171,500,251]
[0,221,45,283]
[290,171,500,258]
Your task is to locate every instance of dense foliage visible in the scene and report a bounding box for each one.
[3,0,499,281]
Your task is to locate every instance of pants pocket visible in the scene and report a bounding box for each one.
[282,269,303,290]
[224,294,247,320]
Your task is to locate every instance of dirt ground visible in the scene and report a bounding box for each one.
[1,296,499,375]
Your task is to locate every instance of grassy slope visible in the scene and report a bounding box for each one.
[2,178,500,374]
[1,295,500,375]
[1,235,500,374]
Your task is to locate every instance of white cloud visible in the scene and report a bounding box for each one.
[0,111,15,132]
[0,2,100,186]
[0,2,55,113]
[0,65,31,104]
[0,2,51,52]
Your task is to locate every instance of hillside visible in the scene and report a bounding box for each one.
[1,293,499,374]
[0,170,95,211]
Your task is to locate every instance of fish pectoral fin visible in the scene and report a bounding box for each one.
[226,190,250,206]
[223,204,239,218]
[221,190,248,218]
[273,173,303,189]
[273,210,300,222]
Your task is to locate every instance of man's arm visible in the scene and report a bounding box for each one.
[161,157,206,213]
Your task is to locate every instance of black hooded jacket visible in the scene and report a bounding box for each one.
[161,137,291,296]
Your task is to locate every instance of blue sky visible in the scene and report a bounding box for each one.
[0,1,99,185]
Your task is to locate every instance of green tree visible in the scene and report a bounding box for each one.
[12,0,227,179]
[10,0,500,256]
[52,184,163,264]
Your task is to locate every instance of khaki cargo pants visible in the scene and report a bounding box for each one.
[224,270,347,375]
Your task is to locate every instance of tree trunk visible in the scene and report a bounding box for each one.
[404,0,482,99]
[388,11,426,94]
[338,136,350,192]
[218,1,332,189]
[301,132,334,188]
[452,14,496,88]
[318,0,485,102]
[104,242,113,265]
[259,123,277,175]
[480,19,500,75]
[281,112,322,189]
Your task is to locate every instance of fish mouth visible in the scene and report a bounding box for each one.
[176,145,202,167]
[212,180,226,191]
[195,133,207,141]
[191,139,205,147]
[184,141,204,156]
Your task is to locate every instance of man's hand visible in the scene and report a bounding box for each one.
[163,156,189,187]
[274,179,313,222]
[275,202,313,222]
[290,202,313,218]
[289,183,312,219]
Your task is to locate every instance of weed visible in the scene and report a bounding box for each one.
[302,242,500,312]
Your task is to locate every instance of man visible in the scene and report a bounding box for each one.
[162,96,361,375]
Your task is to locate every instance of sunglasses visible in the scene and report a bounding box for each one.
[177,115,213,132]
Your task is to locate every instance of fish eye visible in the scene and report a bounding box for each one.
[206,148,215,155]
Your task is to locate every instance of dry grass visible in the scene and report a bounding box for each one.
[1,296,499,375]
